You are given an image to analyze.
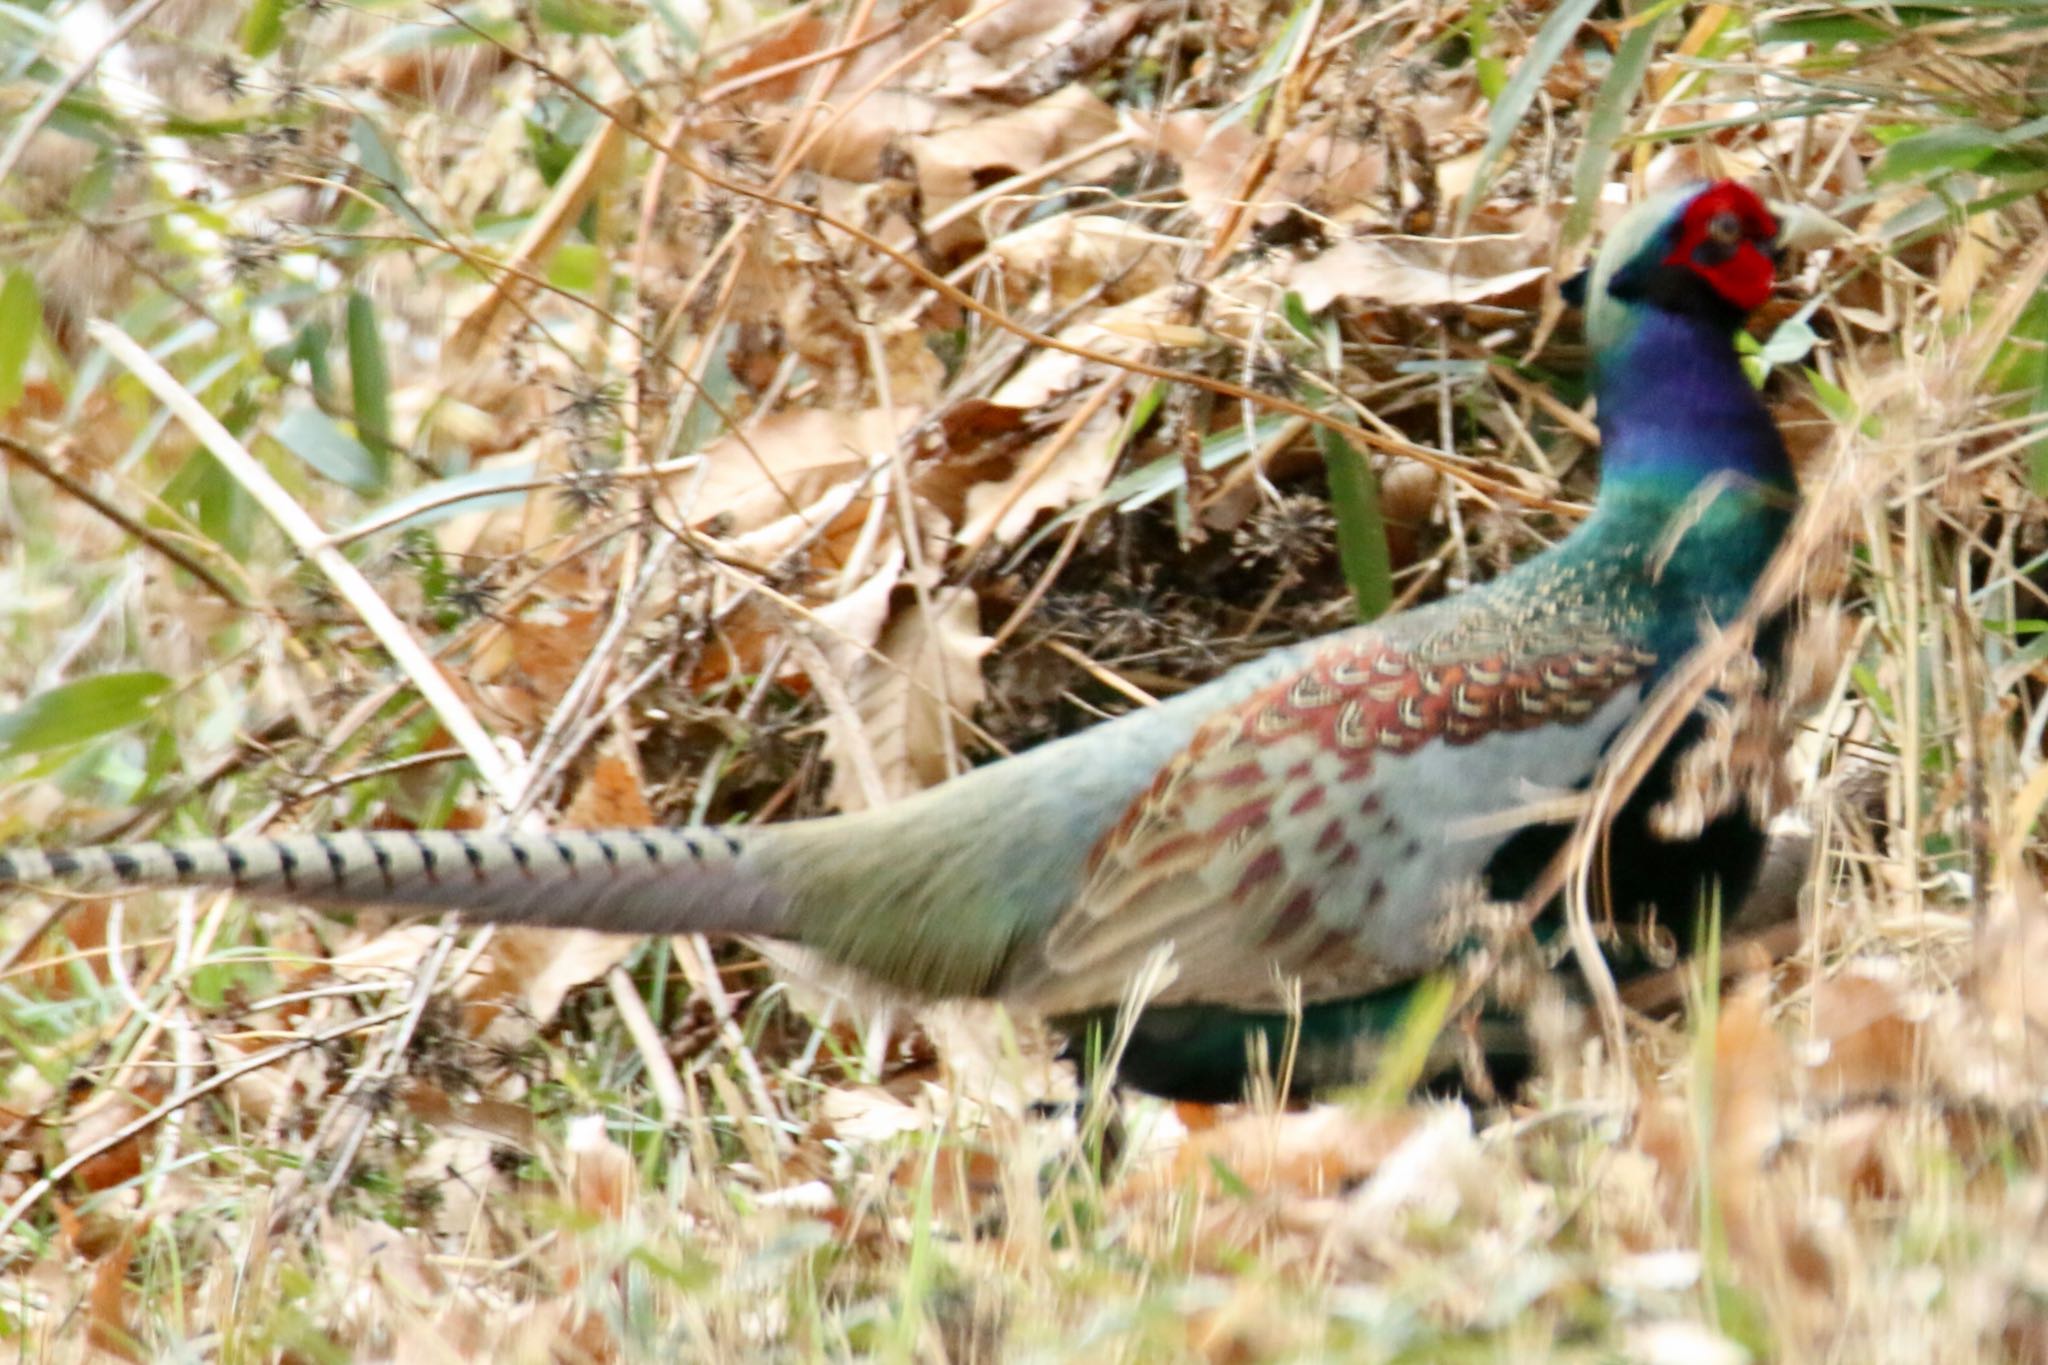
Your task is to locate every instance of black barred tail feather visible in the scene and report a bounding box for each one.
[0,829,794,939]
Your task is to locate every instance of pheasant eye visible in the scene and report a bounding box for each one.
[1706,211,1744,246]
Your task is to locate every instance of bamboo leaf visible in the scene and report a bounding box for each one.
[1565,6,1667,248]
[1459,0,1603,229]
[276,405,381,494]
[345,291,393,480]
[0,270,39,415]
[240,0,290,56]
[0,673,171,759]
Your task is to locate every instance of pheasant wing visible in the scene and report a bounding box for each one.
[1021,603,1658,1017]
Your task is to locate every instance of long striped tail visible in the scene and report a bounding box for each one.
[0,828,795,939]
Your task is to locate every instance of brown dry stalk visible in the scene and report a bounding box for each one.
[698,16,912,107]
[0,433,247,609]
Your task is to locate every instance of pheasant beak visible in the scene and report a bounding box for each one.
[1767,201,1852,257]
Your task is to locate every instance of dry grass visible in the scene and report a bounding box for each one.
[2,1,2047,1360]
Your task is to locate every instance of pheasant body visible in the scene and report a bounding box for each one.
[0,182,1797,1101]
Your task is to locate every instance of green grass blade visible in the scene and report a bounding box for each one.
[1317,426,1394,622]
[1355,973,1456,1109]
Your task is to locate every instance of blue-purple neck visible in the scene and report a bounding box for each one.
[1592,306,1793,501]
[1570,302,1796,664]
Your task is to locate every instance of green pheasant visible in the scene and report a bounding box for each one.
[0,181,1796,1101]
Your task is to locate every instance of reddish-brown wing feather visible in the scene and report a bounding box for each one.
[1024,606,1657,1016]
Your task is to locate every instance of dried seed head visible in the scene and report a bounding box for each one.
[207,54,246,99]
[1232,493,1336,567]
[552,376,621,435]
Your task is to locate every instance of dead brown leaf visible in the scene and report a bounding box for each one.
[359,36,511,110]
[909,85,1119,214]
[85,1219,141,1363]
[1974,876,2048,1051]
[676,406,920,536]
[1634,974,1786,1240]
[1138,110,1395,231]
[989,281,1194,411]
[823,583,991,811]
[566,1113,636,1226]
[21,897,112,997]
[65,1084,165,1197]
[477,605,606,731]
[1714,974,1786,1176]
[563,752,654,829]
[801,88,943,182]
[1146,1104,1425,1200]
[209,1031,315,1132]
[1806,968,1925,1100]
[466,925,633,1031]
[956,384,1128,549]
[326,924,447,985]
[402,1081,539,1150]
[983,213,1181,309]
[940,0,1093,95]
[705,13,831,103]
[1284,232,1550,313]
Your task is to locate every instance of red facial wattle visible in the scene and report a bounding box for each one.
[1662,181,1780,313]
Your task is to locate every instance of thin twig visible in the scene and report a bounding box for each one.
[0,1005,409,1242]
[0,433,247,610]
